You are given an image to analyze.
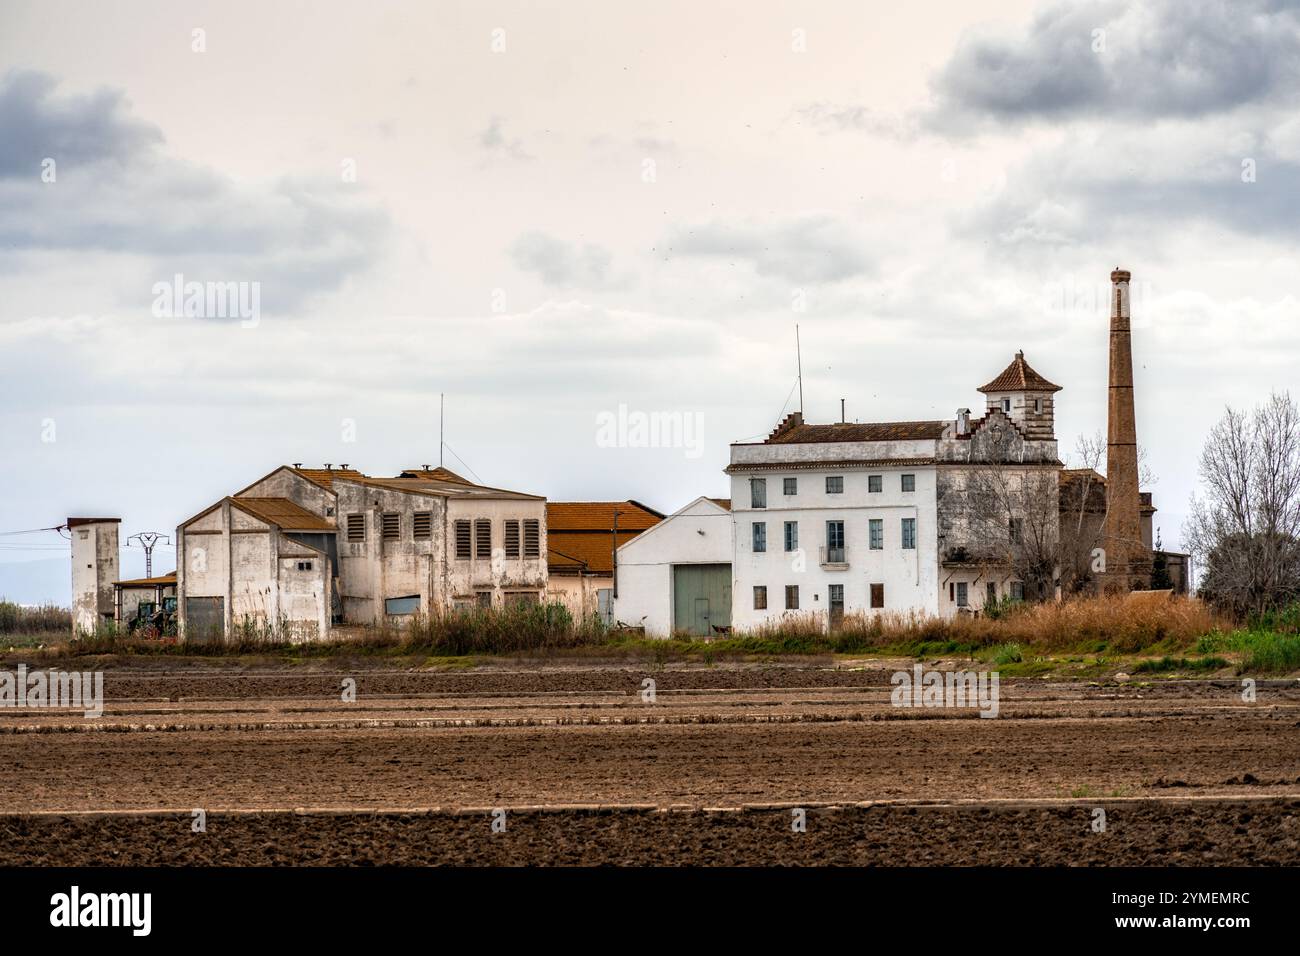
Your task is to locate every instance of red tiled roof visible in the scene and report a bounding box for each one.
[761,416,948,444]
[548,531,647,574]
[546,501,663,532]
[978,351,1062,394]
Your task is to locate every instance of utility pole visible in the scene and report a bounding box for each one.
[611,507,620,600]
[127,532,171,579]
[440,393,445,468]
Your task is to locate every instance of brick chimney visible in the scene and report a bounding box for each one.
[1102,268,1147,590]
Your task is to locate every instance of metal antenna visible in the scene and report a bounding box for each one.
[127,532,171,579]
[796,324,804,415]
[440,393,445,468]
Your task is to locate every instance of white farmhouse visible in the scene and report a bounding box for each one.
[727,352,1063,627]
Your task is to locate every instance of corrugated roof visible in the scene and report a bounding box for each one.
[113,572,177,588]
[233,497,336,531]
[292,467,366,489]
[978,351,1062,394]
[546,501,663,532]
[342,476,543,501]
[398,467,474,484]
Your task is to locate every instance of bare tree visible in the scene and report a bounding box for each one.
[1185,392,1300,615]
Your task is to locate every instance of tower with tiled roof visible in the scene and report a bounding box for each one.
[977,350,1061,441]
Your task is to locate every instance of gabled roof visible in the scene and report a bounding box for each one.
[978,351,1062,394]
[615,496,733,555]
[232,497,336,532]
[708,498,732,511]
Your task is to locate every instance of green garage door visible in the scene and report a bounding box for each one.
[672,564,732,636]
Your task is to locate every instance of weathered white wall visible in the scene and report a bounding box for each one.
[729,467,940,630]
[613,498,733,637]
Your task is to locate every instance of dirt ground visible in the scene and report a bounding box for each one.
[2,660,1297,864]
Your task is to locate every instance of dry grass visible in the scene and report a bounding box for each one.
[831,594,1228,654]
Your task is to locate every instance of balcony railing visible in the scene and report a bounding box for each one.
[818,545,849,569]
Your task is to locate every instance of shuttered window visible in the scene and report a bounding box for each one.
[346,514,365,542]
[523,519,541,557]
[871,584,885,609]
[413,511,432,539]
[753,586,767,610]
[474,519,491,557]
[381,513,400,540]
[454,520,471,559]
[504,520,520,558]
[785,585,799,610]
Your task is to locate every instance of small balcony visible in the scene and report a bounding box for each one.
[818,545,849,570]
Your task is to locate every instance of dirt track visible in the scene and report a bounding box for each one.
[2,661,1298,864]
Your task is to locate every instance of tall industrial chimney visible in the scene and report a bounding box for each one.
[1102,269,1145,591]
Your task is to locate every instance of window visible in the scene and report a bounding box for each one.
[826,476,844,494]
[476,591,492,608]
[752,522,767,553]
[296,560,313,572]
[750,478,767,509]
[1001,398,1011,413]
[505,591,540,608]
[869,519,883,550]
[474,519,491,557]
[413,511,432,539]
[783,477,797,496]
[987,582,997,605]
[825,520,844,563]
[901,517,916,550]
[454,519,471,559]
[870,583,885,609]
[1034,398,1042,414]
[326,506,335,517]
[1010,581,1025,601]
[783,521,798,552]
[523,519,541,557]
[868,474,882,493]
[346,513,365,542]
[1009,517,1023,544]
[753,586,767,610]
[385,595,420,616]
[381,512,400,540]
[901,473,915,492]
[956,582,969,607]
[785,585,799,610]
[504,520,520,558]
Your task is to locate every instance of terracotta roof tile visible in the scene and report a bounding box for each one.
[548,531,647,574]
[763,419,948,444]
[292,467,365,489]
[113,573,177,587]
[546,501,663,532]
[978,351,1062,393]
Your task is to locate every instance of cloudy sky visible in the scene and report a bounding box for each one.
[2,0,1298,601]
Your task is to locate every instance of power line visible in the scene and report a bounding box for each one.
[440,441,484,485]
